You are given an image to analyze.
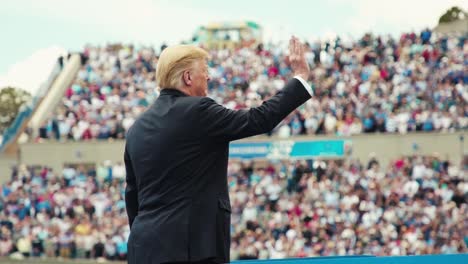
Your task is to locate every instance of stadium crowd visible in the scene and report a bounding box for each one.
[3,29,467,261]
[35,29,467,141]
[0,154,466,260]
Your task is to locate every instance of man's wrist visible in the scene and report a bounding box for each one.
[293,75,313,96]
[295,73,308,81]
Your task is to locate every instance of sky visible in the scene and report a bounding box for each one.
[0,0,467,94]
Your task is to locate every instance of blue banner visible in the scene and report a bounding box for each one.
[291,140,344,158]
[228,142,272,159]
[229,140,348,159]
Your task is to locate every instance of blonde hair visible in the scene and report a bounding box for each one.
[156,45,209,89]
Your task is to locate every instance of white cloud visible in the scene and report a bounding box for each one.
[0,46,67,95]
[0,0,222,94]
[1,0,214,44]
[4,0,466,44]
[341,0,468,36]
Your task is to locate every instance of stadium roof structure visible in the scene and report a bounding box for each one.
[199,21,261,30]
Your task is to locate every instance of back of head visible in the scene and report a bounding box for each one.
[156,45,209,89]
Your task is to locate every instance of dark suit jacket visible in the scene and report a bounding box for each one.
[124,78,311,263]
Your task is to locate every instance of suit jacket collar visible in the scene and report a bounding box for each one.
[159,88,189,97]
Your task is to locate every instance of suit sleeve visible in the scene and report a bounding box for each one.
[124,146,139,228]
[198,78,311,142]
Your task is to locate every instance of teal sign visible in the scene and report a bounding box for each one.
[229,140,348,159]
[291,140,345,158]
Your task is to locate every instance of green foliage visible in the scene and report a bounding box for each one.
[438,6,467,24]
[0,87,31,133]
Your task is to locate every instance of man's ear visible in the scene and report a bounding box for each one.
[183,70,192,86]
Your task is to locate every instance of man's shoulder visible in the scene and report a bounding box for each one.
[175,96,218,109]
[178,95,207,104]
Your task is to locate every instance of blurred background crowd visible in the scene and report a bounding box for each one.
[33,30,467,141]
[0,153,466,260]
[0,28,466,261]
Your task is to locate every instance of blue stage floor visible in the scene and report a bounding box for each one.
[233,254,468,264]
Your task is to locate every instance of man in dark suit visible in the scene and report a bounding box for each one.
[124,36,313,263]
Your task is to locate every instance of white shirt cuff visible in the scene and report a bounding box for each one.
[294,76,313,96]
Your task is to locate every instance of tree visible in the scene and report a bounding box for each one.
[438,6,467,24]
[0,87,31,133]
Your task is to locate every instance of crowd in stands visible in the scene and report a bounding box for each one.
[228,155,466,258]
[0,161,128,261]
[35,29,467,141]
[4,29,466,261]
[0,154,466,260]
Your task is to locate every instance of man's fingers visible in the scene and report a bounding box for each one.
[294,39,302,63]
[289,36,306,65]
[297,39,303,53]
[289,37,295,52]
[291,38,298,61]
[289,36,310,78]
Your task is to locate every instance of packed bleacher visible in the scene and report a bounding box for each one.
[35,30,467,141]
[0,154,466,260]
[3,29,466,261]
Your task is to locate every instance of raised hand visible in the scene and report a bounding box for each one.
[288,36,310,81]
